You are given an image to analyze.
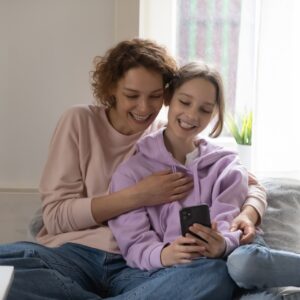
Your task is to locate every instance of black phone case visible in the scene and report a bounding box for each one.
[180,205,211,240]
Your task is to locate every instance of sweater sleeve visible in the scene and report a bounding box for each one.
[39,107,97,235]
[108,169,165,271]
[243,172,267,224]
[210,155,249,256]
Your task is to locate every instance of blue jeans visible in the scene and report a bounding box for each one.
[227,235,300,299]
[0,241,236,300]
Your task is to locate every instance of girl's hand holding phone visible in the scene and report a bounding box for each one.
[160,236,205,267]
[187,222,226,258]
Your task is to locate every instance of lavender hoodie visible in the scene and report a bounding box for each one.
[109,128,248,270]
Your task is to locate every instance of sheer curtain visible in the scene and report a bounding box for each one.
[237,0,300,179]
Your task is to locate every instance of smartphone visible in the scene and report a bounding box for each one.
[180,205,211,242]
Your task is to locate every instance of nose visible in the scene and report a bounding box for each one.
[137,98,151,114]
[186,107,198,121]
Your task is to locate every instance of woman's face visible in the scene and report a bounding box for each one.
[108,67,164,135]
[166,77,216,143]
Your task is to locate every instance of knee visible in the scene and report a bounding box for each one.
[205,260,236,300]
[208,259,232,284]
[189,259,235,299]
[227,244,271,289]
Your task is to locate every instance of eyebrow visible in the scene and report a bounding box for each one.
[123,87,163,93]
[178,92,215,106]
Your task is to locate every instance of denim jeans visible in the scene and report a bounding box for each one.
[0,241,236,300]
[227,235,300,299]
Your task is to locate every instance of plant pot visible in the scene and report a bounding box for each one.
[237,144,252,171]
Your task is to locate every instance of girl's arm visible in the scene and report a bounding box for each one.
[230,205,258,245]
[194,156,249,256]
[108,169,167,271]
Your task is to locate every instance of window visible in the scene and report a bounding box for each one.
[176,0,242,115]
[140,0,255,134]
[140,0,300,178]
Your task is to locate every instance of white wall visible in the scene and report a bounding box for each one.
[0,0,140,189]
[114,0,139,42]
[139,0,176,55]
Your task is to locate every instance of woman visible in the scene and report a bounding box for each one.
[0,38,265,300]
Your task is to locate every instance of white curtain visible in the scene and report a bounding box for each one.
[237,0,300,179]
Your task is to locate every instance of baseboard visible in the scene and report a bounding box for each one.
[0,188,38,194]
[0,188,39,202]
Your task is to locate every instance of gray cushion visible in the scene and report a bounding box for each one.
[28,207,43,240]
[260,177,300,254]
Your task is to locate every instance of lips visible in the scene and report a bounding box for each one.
[130,112,153,123]
[178,119,198,130]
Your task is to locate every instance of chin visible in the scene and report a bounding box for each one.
[129,121,150,134]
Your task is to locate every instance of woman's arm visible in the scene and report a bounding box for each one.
[243,173,267,225]
[39,108,97,234]
[91,170,193,224]
[230,172,267,244]
[40,107,193,234]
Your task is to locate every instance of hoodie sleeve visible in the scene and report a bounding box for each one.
[210,155,248,256]
[108,168,166,271]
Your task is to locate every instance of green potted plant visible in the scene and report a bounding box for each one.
[226,111,252,145]
[226,111,253,169]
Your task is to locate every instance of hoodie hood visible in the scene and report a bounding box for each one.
[136,128,237,170]
[136,128,240,204]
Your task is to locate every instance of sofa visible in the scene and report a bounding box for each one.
[238,177,300,299]
[5,177,300,299]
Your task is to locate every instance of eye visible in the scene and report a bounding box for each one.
[125,95,138,99]
[200,108,213,114]
[179,99,189,106]
[150,94,163,99]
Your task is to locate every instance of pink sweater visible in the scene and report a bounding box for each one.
[36,104,267,252]
[37,105,155,252]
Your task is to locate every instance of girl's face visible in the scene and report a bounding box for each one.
[108,67,164,135]
[166,77,216,142]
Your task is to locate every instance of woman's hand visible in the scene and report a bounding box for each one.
[160,236,204,267]
[135,170,193,206]
[92,170,192,224]
[187,223,226,258]
[230,213,256,244]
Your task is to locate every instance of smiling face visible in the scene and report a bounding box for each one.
[108,67,164,135]
[165,77,216,146]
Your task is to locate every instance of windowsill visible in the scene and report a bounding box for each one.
[207,136,238,151]
[209,137,299,180]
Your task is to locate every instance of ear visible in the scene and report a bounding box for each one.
[107,86,117,107]
[110,85,117,98]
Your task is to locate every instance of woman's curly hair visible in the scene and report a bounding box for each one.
[91,38,178,107]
